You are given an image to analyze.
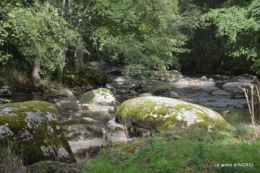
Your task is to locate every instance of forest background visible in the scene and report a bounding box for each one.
[0,0,259,87]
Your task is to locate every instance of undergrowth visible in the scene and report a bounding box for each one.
[81,128,260,173]
[0,145,27,173]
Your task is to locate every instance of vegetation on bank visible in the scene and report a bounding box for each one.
[82,127,260,173]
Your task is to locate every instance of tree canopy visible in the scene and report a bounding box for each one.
[202,0,260,73]
[0,0,259,86]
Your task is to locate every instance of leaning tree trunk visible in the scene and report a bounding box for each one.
[32,56,41,87]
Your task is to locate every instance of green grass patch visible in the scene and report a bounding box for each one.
[81,129,260,173]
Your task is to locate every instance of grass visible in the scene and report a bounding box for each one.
[0,145,27,173]
[81,128,260,173]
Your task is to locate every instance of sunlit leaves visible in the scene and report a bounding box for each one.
[6,2,79,73]
[90,0,187,76]
[202,0,260,73]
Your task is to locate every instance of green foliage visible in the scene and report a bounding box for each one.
[202,0,260,74]
[6,2,79,74]
[90,0,187,76]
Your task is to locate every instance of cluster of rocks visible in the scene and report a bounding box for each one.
[0,87,233,172]
[100,62,256,110]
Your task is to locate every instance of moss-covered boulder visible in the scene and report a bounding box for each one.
[0,101,76,164]
[79,88,118,106]
[116,96,232,137]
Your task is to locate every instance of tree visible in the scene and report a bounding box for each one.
[202,0,260,74]
[5,1,79,85]
[88,0,188,77]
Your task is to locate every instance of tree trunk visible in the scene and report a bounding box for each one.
[32,56,41,87]
[74,36,84,67]
[57,49,67,80]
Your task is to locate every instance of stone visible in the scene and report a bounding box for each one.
[0,88,12,97]
[45,89,78,119]
[0,101,75,164]
[231,74,259,83]
[222,82,249,89]
[139,93,153,97]
[116,96,232,137]
[172,77,215,88]
[169,91,180,98]
[79,88,118,106]
[150,70,182,82]
[70,110,113,123]
[105,118,128,143]
[62,121,103,162]
[210,89,230,97]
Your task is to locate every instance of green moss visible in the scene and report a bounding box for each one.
[116,97,232,132]
[0,101,75,164]
[79,88,117,106]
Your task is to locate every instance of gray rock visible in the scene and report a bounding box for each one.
[231,74,259,83]
[105,118,128,143]
[116,96,232,136]
[222,82,249,89]
[62,123,103,163]
[70,110,113,123]
[0,101,76,164]
[210,90,230,97]
[79,88,118,106]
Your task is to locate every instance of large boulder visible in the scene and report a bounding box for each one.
[79,88,118,106]
[116,96,232,137]
[61,119,103,162]
[0,101,75,164]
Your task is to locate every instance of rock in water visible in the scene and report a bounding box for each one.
[116,96,232,137]
[79,88,118,106]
